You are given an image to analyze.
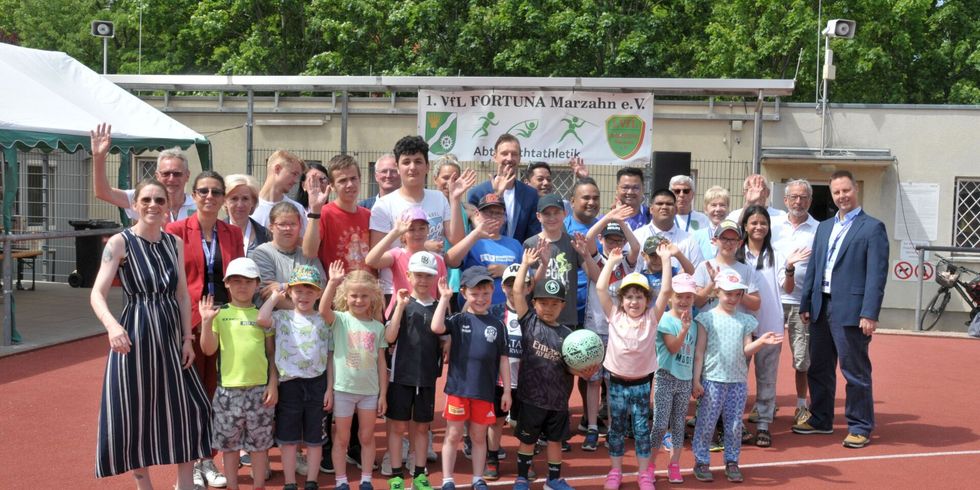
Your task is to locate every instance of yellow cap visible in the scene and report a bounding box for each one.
[618,272,651,292]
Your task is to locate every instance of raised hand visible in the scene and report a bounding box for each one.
[328,260,345,284]
[571,232,590,256]
[393,214,414,236]
[396,288,411,306]
[451,168,478,201]
[569,156,589,179]
[199,295,220,324]
[438,276,453,299]
[305,178,330,209]
[786,247,812,267]
[706,261,718,281]
[522,245,540,265]
[744,174,768,206]
[535,237,552,264]
[656,242,673,260]
[494,165,516,195]
[680,308,692,329]
[607,246,624,262]
[607,203,634,223]
[90,122,112,157]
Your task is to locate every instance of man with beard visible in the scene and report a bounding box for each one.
[615,167,650,230]
[670,175,711,232]
[771,179,818,424]
[632,189,703,273]
[359,153,400,210]
[468,134,541,243]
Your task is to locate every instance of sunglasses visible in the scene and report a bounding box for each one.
[194,187,225,197]
[672,188,692,195]
[138,196,167,206]
[158,171,184,178]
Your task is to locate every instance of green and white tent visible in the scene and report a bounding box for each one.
[0,42,211,231]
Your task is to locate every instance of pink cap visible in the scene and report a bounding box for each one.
[401,206,428,223]
[672,273,697,294]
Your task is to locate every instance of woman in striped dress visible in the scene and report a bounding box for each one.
[90,178,211,489]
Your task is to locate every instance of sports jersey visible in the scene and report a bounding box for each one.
[516,312,574,411]
[389,298,443,387]
[443,312,507,403]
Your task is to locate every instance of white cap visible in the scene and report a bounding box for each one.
[408,251,439,275]
[502,263,528,284]
[224,257,260,280]
[715,268,748,291]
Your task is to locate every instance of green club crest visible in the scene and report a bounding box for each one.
[605,115,646,159]
[425,112,457,155]
[545,280,560,295]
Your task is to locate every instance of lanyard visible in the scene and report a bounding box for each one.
[674,214,691,232]
[826,215,856,264]
[201,228,217,297]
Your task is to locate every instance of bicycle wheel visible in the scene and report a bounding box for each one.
[920,289,951,331]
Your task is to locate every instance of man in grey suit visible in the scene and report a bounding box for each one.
[793,170,888,449]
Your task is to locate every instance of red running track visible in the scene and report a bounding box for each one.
[2,333,979,489]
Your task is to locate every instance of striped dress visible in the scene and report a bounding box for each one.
[96,229,212,477]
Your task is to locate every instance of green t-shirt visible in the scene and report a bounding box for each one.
[694,309,758,384]
[212,304,272,388]
[330,311,388,396]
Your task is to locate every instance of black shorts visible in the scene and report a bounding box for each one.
[385,382,436,423]
[493,385,512,418]
[275,373,327,445]
[514,402,569,445]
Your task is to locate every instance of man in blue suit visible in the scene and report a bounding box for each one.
[793,170,888,449]
[467,134,541,243]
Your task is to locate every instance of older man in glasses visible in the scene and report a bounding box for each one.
[669,175,711,232]
[359,153,401,210]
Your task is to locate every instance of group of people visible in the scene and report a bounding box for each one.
[88,123,888,490]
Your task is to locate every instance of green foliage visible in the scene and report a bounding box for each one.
[1,0,977,103]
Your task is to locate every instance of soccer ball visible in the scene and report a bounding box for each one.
[561,329,604,371]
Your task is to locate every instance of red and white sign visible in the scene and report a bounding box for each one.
[891,260,934,282]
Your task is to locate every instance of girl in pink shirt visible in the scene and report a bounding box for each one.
[596,245,674,490]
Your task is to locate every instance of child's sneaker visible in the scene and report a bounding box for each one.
[603,468,623,490]
[388,476,405,490]
[484,462,500,481]
[667,463,683,484]
[412,473,433,490]
[359,481,375,490]
[709,438,724,452]
[561,441,572,452]
[463,436,473,459]
[544,478,575,490]
[497,448,508,460]
[335,484,350,490]
[305,481,319,490]
[381,452,394,476]
[637,466,656,490]
[693,463,713,482]
[582,429,600,451]
[473,479,489,490]
[320,455,335,473]
[440,482,456,490]
[513,477,530,490]
[725,462,743,483]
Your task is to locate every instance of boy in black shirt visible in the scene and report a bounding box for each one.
[384,251,444,490]
[431,266,511,490]
[512,247,599,490]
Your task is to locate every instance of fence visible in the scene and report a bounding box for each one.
[2,147,751,287]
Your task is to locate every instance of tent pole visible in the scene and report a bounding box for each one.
[246,90,254,175]
[341,90,349,155]
[2,147,19,346]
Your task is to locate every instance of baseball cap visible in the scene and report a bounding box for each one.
[533,278,566,301]
[714,219,742,239]
[502,263,529,284]
[408,251,439,275]
[618,272,651,292]
[460,265,494,288]
[224,257,260,280]
[602,222,625,239]
[401,206,429,223]
[288,264,322,290]
[643,234,667,255]
[537,193,564,213]
[477,192,506,211]
[714,268,748,291]
[672,273,698,294]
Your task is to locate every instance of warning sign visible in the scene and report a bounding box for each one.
[891,260,934,282]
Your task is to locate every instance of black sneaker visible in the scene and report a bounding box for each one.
[320,455,334,473]
[463,435,473,459]
[561,441,571,452]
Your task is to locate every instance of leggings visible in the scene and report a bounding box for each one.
[692,380,747,465]
[606,376,652,458]
[650,370,692,453]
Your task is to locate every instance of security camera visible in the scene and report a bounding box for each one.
[91,20,114,38]
[822,19,856,39]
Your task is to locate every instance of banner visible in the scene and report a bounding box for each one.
[418,90,653,164]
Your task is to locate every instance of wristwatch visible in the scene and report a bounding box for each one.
[307,212,321,219]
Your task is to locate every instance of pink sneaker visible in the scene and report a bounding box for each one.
[668,463,683,484]
[638,466,656,490]
[603,468,623,490]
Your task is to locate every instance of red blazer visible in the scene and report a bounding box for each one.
[165,214,244,328]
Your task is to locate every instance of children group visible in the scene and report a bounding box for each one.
[93,129,828,490]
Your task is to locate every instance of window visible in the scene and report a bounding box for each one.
[135,157,156,182]
[954,178,980,249]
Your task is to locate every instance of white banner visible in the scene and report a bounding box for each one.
[418,90,653,164]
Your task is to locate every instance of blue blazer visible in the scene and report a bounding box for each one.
[800,210,889,326]
[467,180,541,243]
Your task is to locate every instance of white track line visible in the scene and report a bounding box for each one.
[466,449,980,487]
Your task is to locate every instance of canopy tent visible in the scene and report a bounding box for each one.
[0,42,211,231]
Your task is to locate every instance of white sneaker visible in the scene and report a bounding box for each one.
[200,459,227,488]
[381,451,394,476]
[427,431,438,462]
[192,461,206,489]
[295,453,309,476]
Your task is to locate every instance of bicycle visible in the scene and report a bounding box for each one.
[919,253,980,330]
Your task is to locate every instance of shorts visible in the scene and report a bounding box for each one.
[493,385,512,418]
[443,395,496,425]
[783,303,810,371]
[333,390,379,418]
[386,383,436,423]
[275,373,327,446]
[514,402,570,445]
[212,385,275,452]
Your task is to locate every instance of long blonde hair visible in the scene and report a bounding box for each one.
[333,270,384,319]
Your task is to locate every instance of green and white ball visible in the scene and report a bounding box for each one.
[561,329,604,371]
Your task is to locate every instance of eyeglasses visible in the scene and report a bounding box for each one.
[785,194,811,201]
[618,185,642,192]
[158,171,184,178]
[672,188,692,195]
[194,187,225,197]
[138,196,167,205]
